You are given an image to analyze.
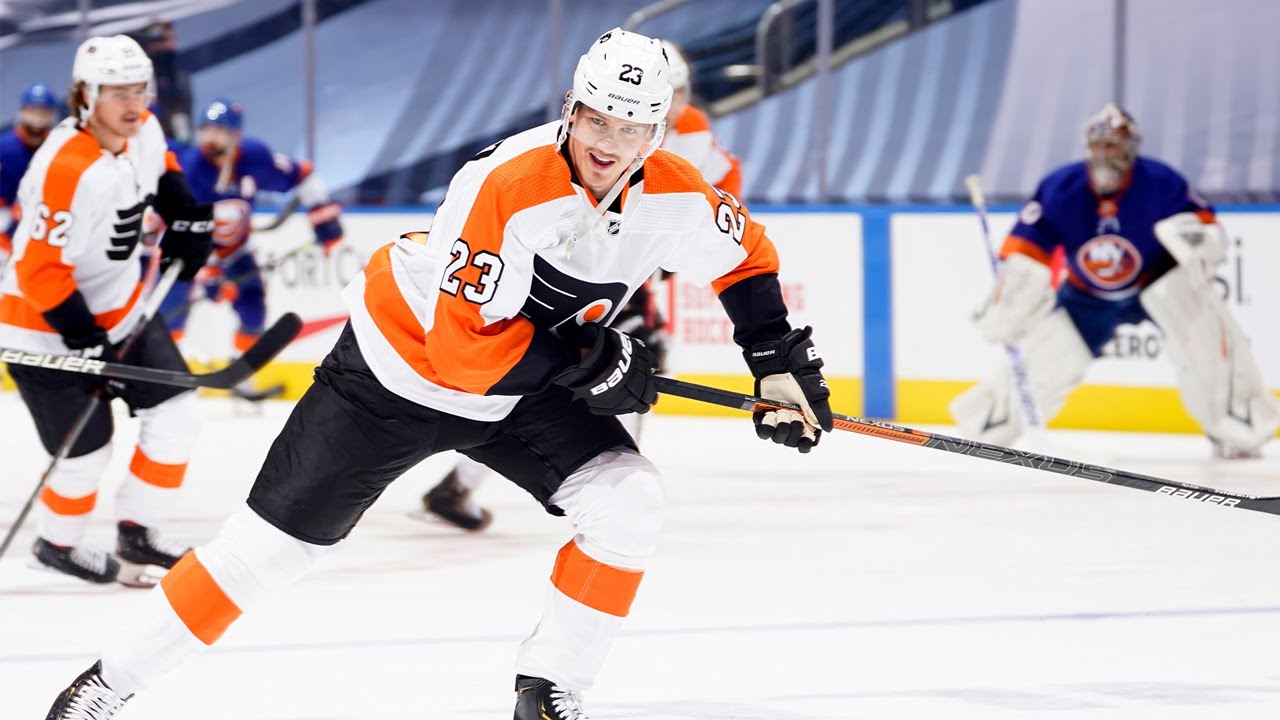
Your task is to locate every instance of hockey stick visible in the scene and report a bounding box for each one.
[0,312,301,391]
[965,174,1043,429]
[0,261,184,561]
[251,195,302,233]
[653,375,1280,516]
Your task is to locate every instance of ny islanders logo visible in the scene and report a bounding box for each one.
[1076,234,1142,291]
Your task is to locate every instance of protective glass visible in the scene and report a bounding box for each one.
[567,106,662,161]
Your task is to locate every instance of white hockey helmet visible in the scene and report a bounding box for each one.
[558,28,673,159]
[1084,103,1140,193]
[71,34,155,121]
[660,40,690,91]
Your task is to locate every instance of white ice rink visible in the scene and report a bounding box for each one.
[4,392,1280,719]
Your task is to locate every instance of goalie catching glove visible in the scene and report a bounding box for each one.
[745,326,834,453]
[554,326,659,416]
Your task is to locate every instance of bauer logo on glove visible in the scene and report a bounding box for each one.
[590,332,641,397]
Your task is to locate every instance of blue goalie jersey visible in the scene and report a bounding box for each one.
[1000,157,1213,301]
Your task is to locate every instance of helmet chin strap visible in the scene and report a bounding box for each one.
[565,156,643,258]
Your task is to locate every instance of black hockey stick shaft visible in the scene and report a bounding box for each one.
[251,195,302,233]
[0,312,302,391]
[653,376,1280,517]
[1,262,184,560]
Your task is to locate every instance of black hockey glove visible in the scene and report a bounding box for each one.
[158,203,214,282]
[744,326,834,453]
[554,327,659,416]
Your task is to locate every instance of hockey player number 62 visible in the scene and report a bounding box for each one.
[29,203,74,248]
[441,238,504,304]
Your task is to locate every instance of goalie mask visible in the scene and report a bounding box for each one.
[1085,103,1141,195]
[557,28,673,162]
[71,35,155,122]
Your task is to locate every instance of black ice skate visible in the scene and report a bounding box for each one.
[32,538,120,584]
[116,521,190,568]
[514,675,590,720]
[423,471,493,531]
[46,660,130,720]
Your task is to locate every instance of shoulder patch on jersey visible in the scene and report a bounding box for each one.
[1018,200,1043,225]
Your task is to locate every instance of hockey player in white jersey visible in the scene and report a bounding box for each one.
[0,36,213,585]
[46,29,832,720]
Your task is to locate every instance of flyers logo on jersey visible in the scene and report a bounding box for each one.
[1076,234,1142,290]
[521,256,628,335]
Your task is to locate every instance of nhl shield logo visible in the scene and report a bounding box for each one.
[607,219,621,236]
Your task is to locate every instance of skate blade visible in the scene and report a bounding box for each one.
[116,561,167,588]
[405,508,493,532]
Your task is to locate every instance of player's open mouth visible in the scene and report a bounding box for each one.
[589,152,616,170]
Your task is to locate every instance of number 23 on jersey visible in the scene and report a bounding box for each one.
[440,238,504,304]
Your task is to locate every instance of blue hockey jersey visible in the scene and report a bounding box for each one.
[0,128,38,208]
[1000,157,1213,301]
[176,137,310,207]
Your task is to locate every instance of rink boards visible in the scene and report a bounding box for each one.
[6,205,1278,433]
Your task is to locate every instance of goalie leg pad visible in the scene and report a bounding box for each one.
[951,308,1092,444]
[1140,265,1280,453]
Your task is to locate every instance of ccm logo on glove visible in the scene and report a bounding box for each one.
[169,219,215,233]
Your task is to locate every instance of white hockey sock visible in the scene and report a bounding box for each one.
[100,507,326,696]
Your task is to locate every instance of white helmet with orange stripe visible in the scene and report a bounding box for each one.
[71,34,155,122]
[557,28,673,160]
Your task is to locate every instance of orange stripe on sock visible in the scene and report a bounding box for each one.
[550,540,643,618]
[39,487,96,515]
[161,552,242,645]
[234,331,259,352]
[129,448,187,489]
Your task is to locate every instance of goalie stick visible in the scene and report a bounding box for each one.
[653,375,1280,517]
[0,312,301,391]
[965,174,1043,429]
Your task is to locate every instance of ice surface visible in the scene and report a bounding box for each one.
[3,393,1280,719]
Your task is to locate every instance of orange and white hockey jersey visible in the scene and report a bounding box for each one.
[662,104,742,198]
[343,120,785,421]
[0,112,175,353]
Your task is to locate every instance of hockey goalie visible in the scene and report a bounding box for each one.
[951,104,1279,459]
